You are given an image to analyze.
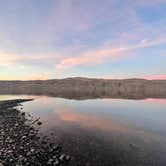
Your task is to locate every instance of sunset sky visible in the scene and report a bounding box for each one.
[0,0,166,80]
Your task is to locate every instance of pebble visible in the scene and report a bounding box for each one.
[0,100,70,166]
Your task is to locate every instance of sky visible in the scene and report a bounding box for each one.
[0,0,166,80]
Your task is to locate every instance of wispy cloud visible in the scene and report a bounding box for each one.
[0,53,17,65]
[56,37,166,69]
[0,0,166,79]
[0,52,63,66]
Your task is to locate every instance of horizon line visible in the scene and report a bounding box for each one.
[0,76,166,81]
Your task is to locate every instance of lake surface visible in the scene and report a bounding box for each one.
[1,95,166,166]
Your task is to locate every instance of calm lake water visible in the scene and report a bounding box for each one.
[1,95,166,166]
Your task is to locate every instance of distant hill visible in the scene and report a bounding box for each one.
[0,77,166,99]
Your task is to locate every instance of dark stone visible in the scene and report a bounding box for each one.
[0,99,70,166]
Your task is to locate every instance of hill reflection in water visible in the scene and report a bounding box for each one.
[1,95,166,165]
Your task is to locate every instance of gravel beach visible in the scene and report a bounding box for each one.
[0,99,70,166]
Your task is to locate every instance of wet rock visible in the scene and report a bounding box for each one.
[0,99,70,166]
[37,122,42,126]
[0,162,4,166]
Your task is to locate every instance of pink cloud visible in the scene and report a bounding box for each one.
[0,51,64,66]
[0,53,18,65]
[56,47,126,69]
[143,75,166,80]
[56,37,166,69]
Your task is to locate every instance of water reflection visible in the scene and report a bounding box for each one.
[54,109,131,134]
[1,95,166,165]
[144,98,166,105]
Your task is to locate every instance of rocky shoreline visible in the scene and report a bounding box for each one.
[0,99,70,166]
